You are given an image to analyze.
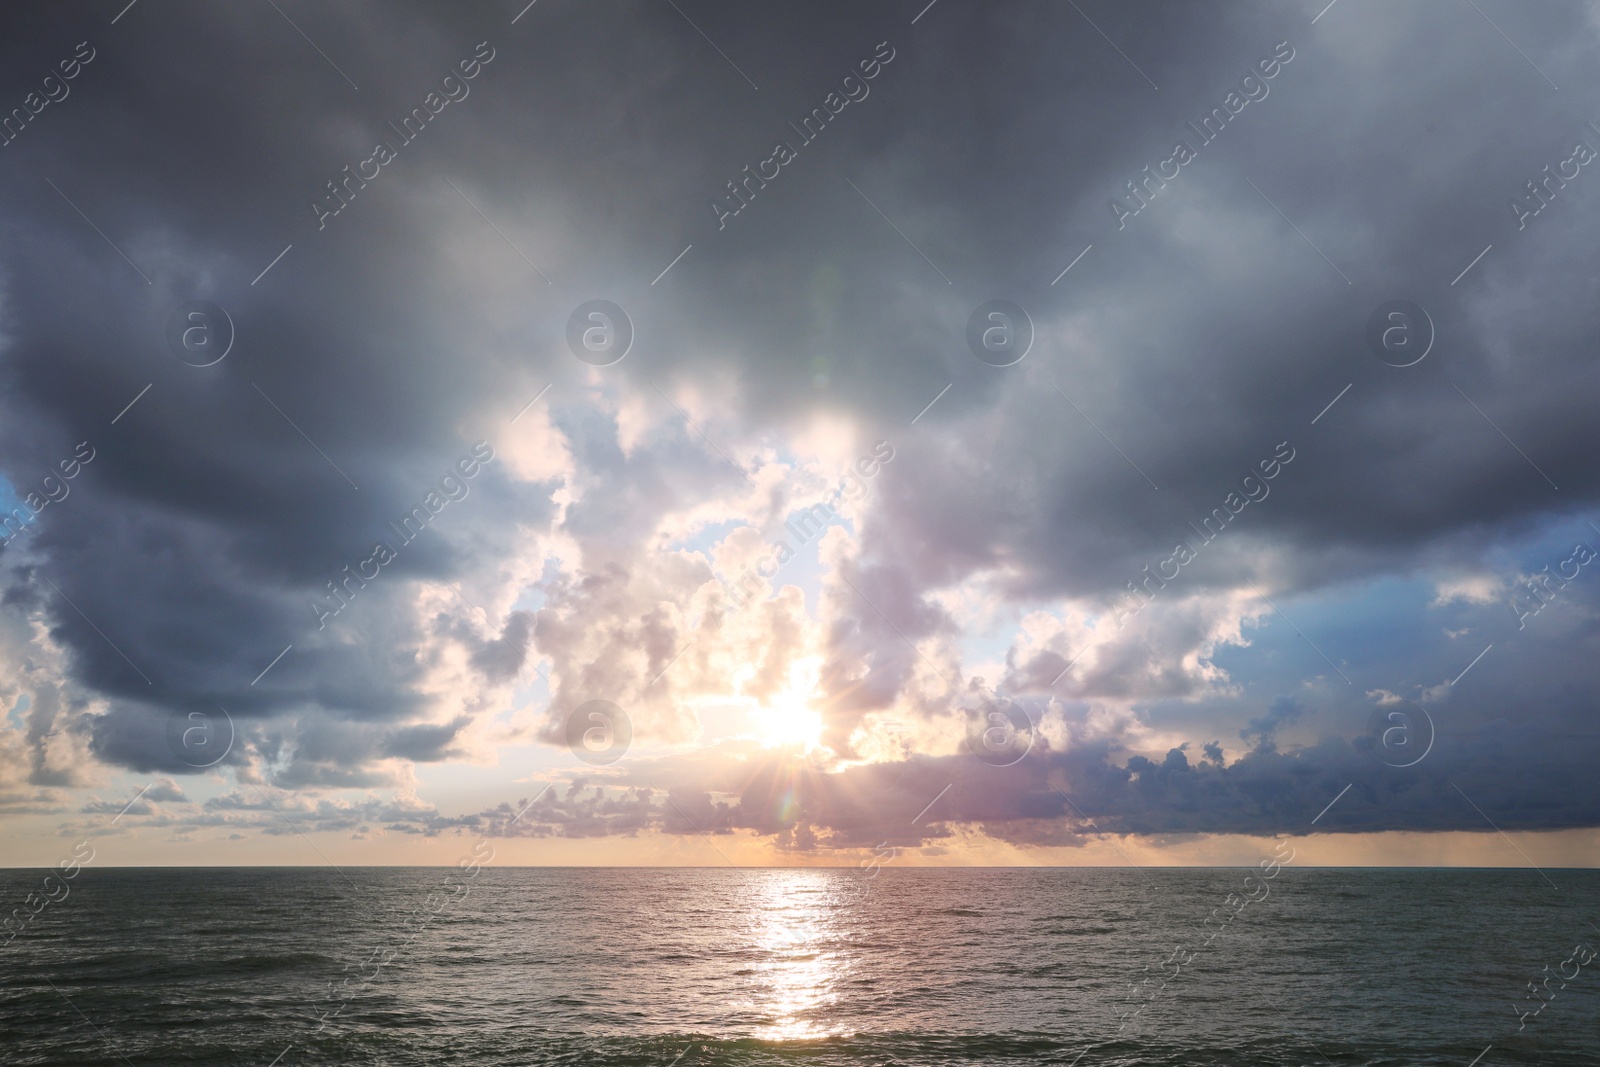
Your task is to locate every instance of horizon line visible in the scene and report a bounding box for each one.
[5,862,1598,871]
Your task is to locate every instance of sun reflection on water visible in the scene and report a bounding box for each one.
[745,872,850,1041]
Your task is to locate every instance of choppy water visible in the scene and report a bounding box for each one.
[2,866,1597,1065]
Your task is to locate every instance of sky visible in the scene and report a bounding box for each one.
[2,0,1599,869]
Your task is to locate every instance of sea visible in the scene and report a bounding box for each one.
[1,867,1596,1065]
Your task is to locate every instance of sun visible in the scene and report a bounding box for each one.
[751,694,826,751]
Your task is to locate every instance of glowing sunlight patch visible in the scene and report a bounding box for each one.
[751,696,825,752]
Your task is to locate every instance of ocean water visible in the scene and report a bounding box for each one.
[1,866,1597,1066]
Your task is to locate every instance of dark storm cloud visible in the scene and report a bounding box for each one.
[359,706,1600,846]
[1241,696,1306,753]
[573,705,1600,843]
[828,4,1600,722]
[0,0,1598,842]
[0,0,569,780]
